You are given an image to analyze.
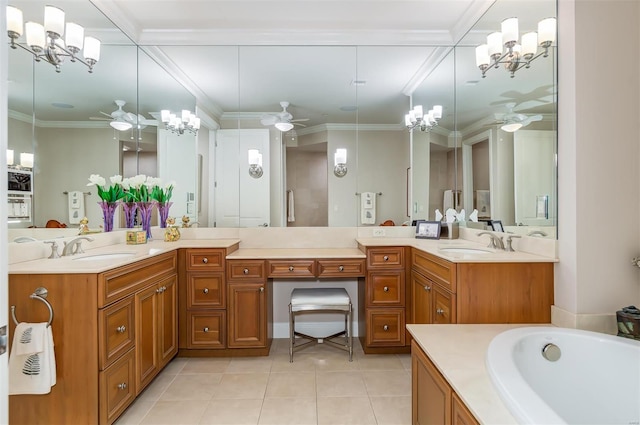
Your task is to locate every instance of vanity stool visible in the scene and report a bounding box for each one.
[289,288,353,362]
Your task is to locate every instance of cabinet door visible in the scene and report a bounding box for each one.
[135,285,159,394]
[158,275,178,367]
[412,341,451,425]
[228,282,267,348]
[452,392,479,425]
[410,271,433,324]
[433,286,454,324]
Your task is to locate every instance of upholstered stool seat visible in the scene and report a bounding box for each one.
[289,288,353,362]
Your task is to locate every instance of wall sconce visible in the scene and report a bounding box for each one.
[248,149,263,179]
[6,4,101,73]
[405,105,442,132]
[7,149,14,166]
[20,152,34,169]
[475,17,556,78]
[160,109,200,135]
[334,148,347,177]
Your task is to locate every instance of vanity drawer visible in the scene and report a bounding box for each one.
[367,271,405,306]
[99,295,135,370]
[412,249,456,292]
[186,249,225,272]
[366,308,405,346]
[227,260,266,280]
[187,272,225,309]
[187,311,226,349]
[268,260,316,278]
[317,259,366,278]
[99,348,136,425]
[367,247,405,269]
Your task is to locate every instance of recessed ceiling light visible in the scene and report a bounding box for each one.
[51,102,74,108]
[350,79,367,86]
[340,105,358,112]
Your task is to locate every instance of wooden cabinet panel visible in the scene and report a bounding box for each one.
[412,340,451,425]
[158,275,178,367]
[228,283,267,348]
[135,284,158,394]
[268,260,316,278]
[187,272,225,308]
[99,349,135,425]
[99,295,135,370]
[452,392,480,425]
[366,247,404,269]
[410,271,433,324]
[433,285,455,324]
[228,260,265,280]
[317,259,365,278]
[411,250,456,292]
[367,271,404,307]
[366,309,405,346]
[186,249,225,271]
[188,311,226,348]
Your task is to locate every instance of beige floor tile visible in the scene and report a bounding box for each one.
[160,373,222,401]
[316,371,368,397]
[114,400,155,425]
[182,357,232,374]
[162,357,189,375]
[312,351,360,371]
[258,397,317,425]
[369,395,412,425]
[356,354,405,371]
[137,373,177,402]
[317,396,377,425]
[271,352,317,372]
[140,400,208,424]
[265,371,316,397]
[215,373,270,399]
[226,356,273,373]
[362,370,411,396]
[198,399,263,425]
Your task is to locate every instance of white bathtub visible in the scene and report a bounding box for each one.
[486,326,640,425]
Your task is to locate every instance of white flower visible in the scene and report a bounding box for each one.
[166,180,176,190]
[87,174,106,187]
[121,177,131,190]
[110,175,123,185]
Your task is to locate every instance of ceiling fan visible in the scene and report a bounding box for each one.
[494,102,543,132]
[90,100,153,131]
[260,101,309,132]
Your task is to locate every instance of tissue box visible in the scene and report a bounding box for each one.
[440,222,459,239]
[126,229,147,244]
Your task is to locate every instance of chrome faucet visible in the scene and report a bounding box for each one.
[478,231,505,250]
[62,236,94,256]
[527,230,548,237]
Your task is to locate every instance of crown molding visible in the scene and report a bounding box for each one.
[403,46,454,96]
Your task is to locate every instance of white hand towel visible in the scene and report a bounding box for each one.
[9,323,57,395]
[287,190,295,222]
[360,192,376,225]
[13,322,46,356]
[67,191,85,225]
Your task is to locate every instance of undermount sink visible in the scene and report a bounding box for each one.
[73,252,137,261]
[439,247,492,255]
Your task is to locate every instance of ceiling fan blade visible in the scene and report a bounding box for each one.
[293,122,307,127]
[290,118,309,122]
[98,111,112,118]
[89,116,111,121]
[522,114,543,127]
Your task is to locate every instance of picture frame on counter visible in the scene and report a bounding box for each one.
[489,220,504,232]
[415,220,441,239]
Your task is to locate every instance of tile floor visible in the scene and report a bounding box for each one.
[115,338,412,425]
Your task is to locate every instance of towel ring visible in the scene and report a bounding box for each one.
[11,287,54,327]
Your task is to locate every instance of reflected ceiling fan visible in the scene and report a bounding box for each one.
[260,101,309,132]
[493,102,542,132]
[90,100,153,131]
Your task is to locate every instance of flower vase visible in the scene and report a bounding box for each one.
[120,202,138,228]
[157,202,173,228]
[137,202,154,240]
[98,201,118,232]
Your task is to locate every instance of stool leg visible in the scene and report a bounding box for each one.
[289,303,294,362]
[347,304,353,361]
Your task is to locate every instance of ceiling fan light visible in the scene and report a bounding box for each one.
[501,121,522,132]
[275,121,294,132]
[110,119,132,131]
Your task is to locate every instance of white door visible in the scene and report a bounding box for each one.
[214,129,270,227]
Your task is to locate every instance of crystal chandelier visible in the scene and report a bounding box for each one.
[160,110,200,135]
[6,5,101,73]
[404,105,442,132]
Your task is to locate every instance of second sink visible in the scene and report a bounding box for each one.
[439,247,492,255]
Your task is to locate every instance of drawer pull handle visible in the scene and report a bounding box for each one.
[383,286,389,292]
[116,325,126,333]
[203,327,209,333]
[424,285,431,291]
[203,288,209,294]
[243,268,249,275]
[260,287,264,293]
[117,382,127,390]
[202,258,208,264]
[383,255,389,261]
[288,266,294,272]
[383,325,389,331]
[338,265,344,272]
[436,308,444,315]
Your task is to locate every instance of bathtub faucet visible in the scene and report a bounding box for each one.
[478,231,505,250]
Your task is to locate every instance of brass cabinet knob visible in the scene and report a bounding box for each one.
[117,382,127,390]
[202,257,208,264]
[203,288,209,294]
[338,265,344,272]
[383,325,389,331]
[116,325,126,333]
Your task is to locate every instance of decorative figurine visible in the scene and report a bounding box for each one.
[164,217,181,242]
[78,217,90,234]
[182,215,191,228]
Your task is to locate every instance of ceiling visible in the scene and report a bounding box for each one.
[7,0,556,137]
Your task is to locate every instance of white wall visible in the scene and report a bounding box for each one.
[327,130,358,226]
[556,0,640,332]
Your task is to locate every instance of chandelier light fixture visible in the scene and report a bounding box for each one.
[6,5,101,73]
[333,148,347,177]
[248,149,263,179]
[160,109,200,135]
[405,104,442,132]
[475,17,556,78]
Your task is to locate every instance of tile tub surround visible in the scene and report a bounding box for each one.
[407,324,552,425]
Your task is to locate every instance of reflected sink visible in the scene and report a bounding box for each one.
[439,247,492,255]
[73,252,137,261]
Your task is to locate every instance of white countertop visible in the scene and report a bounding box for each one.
[406,324,533,425]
